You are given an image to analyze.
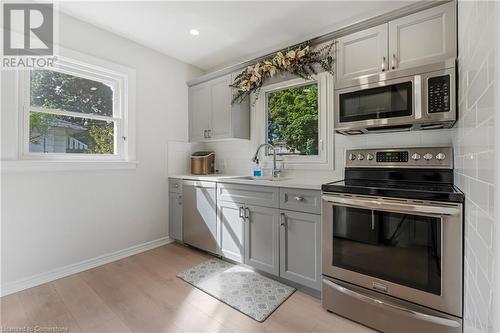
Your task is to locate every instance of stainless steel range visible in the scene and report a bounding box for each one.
[321,147,464,333]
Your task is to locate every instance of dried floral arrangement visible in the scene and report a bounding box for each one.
[230,41,335,104]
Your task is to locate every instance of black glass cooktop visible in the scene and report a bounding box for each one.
[322,179,464,203]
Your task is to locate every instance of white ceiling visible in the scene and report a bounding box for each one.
[58,1,415,71]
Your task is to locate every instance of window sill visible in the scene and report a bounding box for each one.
[1,160,139,172]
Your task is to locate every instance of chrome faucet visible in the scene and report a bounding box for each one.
[252,143,281,178]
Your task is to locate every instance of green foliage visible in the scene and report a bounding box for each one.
[31,70,113,116]
[88,124,114,154]
[29,70,115,154]
[267,84,318,155]
[29,112,56,143]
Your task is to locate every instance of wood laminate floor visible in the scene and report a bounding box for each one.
[1,243,375,333]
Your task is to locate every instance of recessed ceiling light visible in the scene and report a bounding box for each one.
[189,29,200,36]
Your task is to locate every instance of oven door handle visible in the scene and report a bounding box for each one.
[322,195,461,216]
[323,279,461,328]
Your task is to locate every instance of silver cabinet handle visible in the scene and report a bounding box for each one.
[322,195,461,217]
[381,56,386,72]
[178,195,182,205]
[280,212,286,227]
[391,54,397,70]
[323,279,461,328]
[203,130,208,139]
[371,211,375,230]
[244,207,250,220]
[207,129,212,138]
[174,183,179,188]
[239,206,244,219]
[294,196,304,202]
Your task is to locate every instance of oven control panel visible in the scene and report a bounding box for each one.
[346,147,453,169]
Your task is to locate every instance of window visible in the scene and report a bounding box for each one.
[29,69,116,155]
[19,52,134,163]
[256,72,333,169]
[266,83,319,156]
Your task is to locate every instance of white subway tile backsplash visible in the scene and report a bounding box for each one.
[456,1,497,332]
[476,84,494,125]
[477,151,494,184]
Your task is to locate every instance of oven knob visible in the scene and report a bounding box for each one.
[411,153,421,161]
[423,153,433,161]
[348,153,356,161]
[366,153,374,161]
[357,153,365,161]
[436,152,446,161]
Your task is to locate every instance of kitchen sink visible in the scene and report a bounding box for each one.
[234,176,289,182]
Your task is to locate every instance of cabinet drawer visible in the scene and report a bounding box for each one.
[217,183,279,208]
[168,178,183,194]
[280,188,321,214]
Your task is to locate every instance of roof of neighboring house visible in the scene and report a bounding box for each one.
[49,118,87,131]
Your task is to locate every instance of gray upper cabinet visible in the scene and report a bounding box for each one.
[280,210,321,290]
[335,2,456,88]
[188,73,250,142]
[245,205,280,276]
[335,24,388,84]
[388,2,456,71]
[218,200,245,263]
[188,83,211,142]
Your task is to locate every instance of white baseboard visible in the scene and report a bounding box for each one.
[1,237,174,297]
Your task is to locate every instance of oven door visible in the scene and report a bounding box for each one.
[334,75,420,133]
[322,194,462,317]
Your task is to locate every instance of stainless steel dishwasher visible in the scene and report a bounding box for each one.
[182,180,218,254]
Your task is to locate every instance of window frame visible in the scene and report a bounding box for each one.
[18,50,134,162]
[255,72,334,170]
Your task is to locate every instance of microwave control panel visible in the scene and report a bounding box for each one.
[428,75,450,113]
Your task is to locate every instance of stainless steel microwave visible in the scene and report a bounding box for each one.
[334,67,456,135]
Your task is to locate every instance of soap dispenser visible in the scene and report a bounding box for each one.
[253,159,262,177]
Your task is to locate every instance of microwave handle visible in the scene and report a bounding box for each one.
[322,195,461,217]
[323,279,461,328]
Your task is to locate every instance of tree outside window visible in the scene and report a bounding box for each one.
[266,83,319,156]
[29,69,115,155]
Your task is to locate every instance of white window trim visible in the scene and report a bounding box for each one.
[15,46,137,167]
[254,72,334,170]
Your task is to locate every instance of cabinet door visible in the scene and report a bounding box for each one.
[280,211,321,290]
[209,75,232,139]
[169,193,183,241]
[336,24,388,84]
[188,83,210,142]
[244,205,280,276]
[218,200,245,263]
[389,2,456,70]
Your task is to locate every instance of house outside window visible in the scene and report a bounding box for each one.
[18,51,135,163]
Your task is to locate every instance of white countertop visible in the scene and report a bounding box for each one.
[168,173,340,190]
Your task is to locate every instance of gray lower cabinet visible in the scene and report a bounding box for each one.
[244,205,280,276]
[215,183,322,291]
[169,192,183,241]
[279,210,321,290]
[218,200,245,263]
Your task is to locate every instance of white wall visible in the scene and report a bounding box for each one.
[0,13,202,292]
[454,1,498,332]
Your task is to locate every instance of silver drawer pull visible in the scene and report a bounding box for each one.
[175,184,179,188]
[294,196,304,201]
[323,279,461,328]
